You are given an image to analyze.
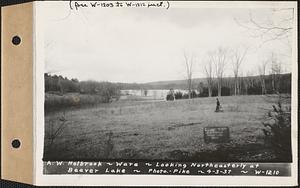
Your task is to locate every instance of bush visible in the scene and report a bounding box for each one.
[191,90,198,98]
[96,82,121,102]
[166,93,175,101]
[199,87,209,97]
[79,81,99,94]
[174,91,183,99]
[262,99,291,161]
[182,93,188,99]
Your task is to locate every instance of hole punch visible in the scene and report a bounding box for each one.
[12,35,21,45]
[11,139,21,149]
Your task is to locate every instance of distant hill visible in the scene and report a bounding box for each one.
[115,78,205,90]
[117,73,291,91]
[144,78,206,88]
[142,78,206,90]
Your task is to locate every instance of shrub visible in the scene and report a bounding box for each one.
[79,81,120,102]
[174,91,183,99]
[191,90,198,98]
[199,87,209,97]
[166,93,175,101]
[180,91,198,99]
[182,93,189,99]
[79,81,99,94]
[262,99,291,161]
[96,82,121,102]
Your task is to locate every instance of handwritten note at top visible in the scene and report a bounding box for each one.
[69,1,170,10]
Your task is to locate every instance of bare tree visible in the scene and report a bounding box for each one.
[197,82,205,96]
[269,52,282,93]
[209,47,228,97]
[231,47,248,95]
[243,71,254,95]
[183,51,195,99]
[258,59,268,95]
[204,55,214,97]
[238,72,244,95]
[235,8,294,47]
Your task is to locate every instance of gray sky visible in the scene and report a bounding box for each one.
[41,1,295,83]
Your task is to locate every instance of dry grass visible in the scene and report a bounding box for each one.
[43,95,291,161]
[45,93,105,112]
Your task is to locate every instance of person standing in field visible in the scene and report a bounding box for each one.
[215,98,221,112]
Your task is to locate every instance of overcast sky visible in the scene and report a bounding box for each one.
[40,1,295,83]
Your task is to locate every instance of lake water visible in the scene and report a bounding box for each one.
[120,89,189,100]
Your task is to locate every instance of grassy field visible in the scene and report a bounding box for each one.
[43,95,291,162]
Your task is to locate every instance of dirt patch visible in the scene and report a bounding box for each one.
[167,122,202,130]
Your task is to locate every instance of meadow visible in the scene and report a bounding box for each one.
[43,94,291,162]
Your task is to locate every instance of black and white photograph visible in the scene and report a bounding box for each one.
[39,1,296,176]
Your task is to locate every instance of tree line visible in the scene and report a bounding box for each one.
[45,71,291,98]
[45,73,121,102]
[182,47,291,99]
[165,73,291,101]
[196,73,291,97]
